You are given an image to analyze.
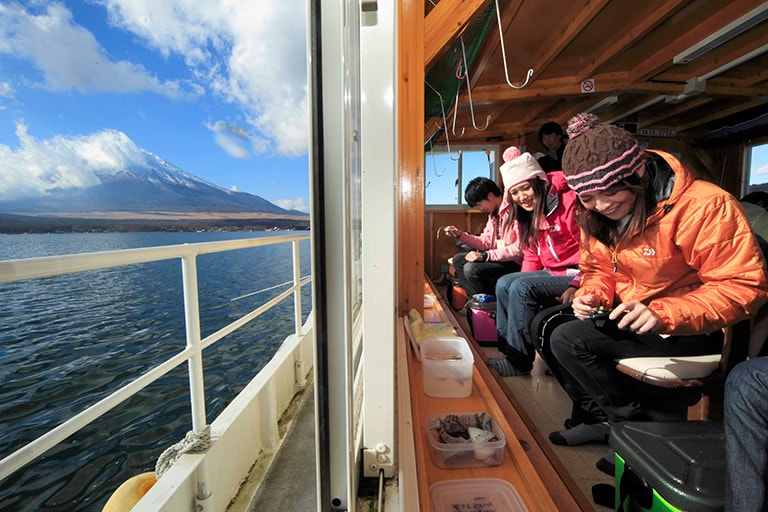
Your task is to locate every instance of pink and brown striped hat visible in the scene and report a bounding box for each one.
[562,113,646,194]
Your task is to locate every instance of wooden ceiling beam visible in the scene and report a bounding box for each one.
[629,0,767,83]
[558,96,616,124]
[424,0,489,70]
[423,1,768,147]
[469,73,684,103]
[531,0,611,80]
[676,28,768,82]
[705,85,768,97]
[477,121,525,138]
[579,0,689,80]
[637,96,714,129]
[738,68,768,87]
[675,100,767,132]
[521,105,555,126]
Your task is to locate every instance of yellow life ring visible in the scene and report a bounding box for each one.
[102,472,157,512]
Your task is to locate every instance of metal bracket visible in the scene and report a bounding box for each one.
[362,443,395,477]
[683,77,707,96]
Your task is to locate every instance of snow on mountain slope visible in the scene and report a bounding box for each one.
[0,146,296,215]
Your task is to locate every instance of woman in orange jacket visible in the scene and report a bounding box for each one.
[547,113,768,447]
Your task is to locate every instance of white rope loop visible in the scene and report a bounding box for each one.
[155,425,211,479]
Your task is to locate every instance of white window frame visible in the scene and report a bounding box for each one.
[424,144,500,209]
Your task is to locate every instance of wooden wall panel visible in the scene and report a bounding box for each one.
[425,210,488,280]
[398,0,426,315]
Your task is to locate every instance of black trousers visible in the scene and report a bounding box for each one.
[451,252,520,298]
[549,319,723,423]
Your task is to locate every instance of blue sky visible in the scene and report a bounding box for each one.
[750,143,768,187]
[0,0,310,212]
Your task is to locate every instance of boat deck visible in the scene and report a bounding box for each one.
[236,389,318,511]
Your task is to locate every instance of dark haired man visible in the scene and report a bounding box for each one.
[444,177,523,300]
[537,121,566,172]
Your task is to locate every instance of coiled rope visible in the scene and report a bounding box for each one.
[155,425,211,479]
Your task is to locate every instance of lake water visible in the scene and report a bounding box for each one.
[0,231,313,511]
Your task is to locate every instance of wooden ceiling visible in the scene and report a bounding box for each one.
[424,0,768,147]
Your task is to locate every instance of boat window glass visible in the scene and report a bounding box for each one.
[747,142,768,194]
[425,146,497,208]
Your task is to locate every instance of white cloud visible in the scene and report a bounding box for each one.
[0,122,143,201]
[753,163,768,177]
[209,120,252,159]
[100,0,308,157]
[0,81,13,98]
[0,3,193,98]
[0,0,308,172]
[273,196,308,213]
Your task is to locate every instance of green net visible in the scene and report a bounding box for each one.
[424,2,496,130]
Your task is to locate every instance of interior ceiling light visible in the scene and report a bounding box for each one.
[673,3,768,64]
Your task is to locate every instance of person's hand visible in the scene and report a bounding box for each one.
[611,301,662,334]
[572,294,602,319]
[557,286,576,304]
[444,226,461,238]
[465,251,483,262]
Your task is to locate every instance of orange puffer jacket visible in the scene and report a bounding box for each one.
[577,150,768,335]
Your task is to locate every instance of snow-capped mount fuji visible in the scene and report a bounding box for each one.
[0,148,298,216]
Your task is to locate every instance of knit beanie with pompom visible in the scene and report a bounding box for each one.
[561,112,645,194]
[499,146,549,190]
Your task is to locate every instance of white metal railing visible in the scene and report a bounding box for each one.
[0,234,311,492]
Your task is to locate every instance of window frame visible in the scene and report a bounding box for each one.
[744,137,768,196]
[424,144,501,210]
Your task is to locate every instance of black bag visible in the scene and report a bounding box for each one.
[529,303,578,383]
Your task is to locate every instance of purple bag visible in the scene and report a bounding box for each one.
[467,294,497,346]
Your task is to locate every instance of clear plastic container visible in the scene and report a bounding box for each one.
[421,336,473,398]
[426,413,506,468]
[429,478,528,511]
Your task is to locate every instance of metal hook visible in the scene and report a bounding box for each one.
[451,87,465,137]
[428,143,446,177]
[425,80,461,160]
[424,126,446,177]
[455,58,466,80]
[459,37,490,131]
[425,80,448,131]
[493,0,534,89]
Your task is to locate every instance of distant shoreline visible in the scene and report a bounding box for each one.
[0,211,310,234]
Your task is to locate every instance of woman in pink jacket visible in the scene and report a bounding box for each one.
[489,147,581,377]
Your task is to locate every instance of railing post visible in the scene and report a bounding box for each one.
[181,254,212,510]
[292,240,306,387]
[292,239,303,337]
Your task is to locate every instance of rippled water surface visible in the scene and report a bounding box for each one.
[0,232,312,511]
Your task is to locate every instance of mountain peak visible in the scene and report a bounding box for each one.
[0,141,296,217]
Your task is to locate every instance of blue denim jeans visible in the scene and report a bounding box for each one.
[725,357,768,511]
[494,271,573,372]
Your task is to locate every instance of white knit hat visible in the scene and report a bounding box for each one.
[499,146,549,189]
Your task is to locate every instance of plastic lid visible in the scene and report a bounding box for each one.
[429,478,528,512]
